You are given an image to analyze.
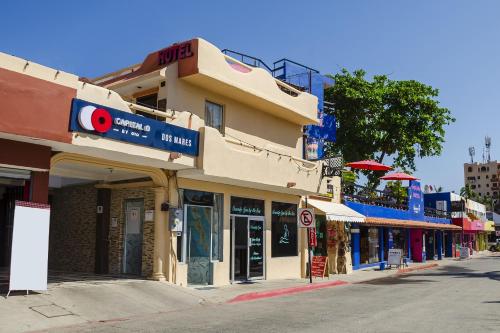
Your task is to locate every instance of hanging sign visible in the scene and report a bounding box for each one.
[309,227,317,247]
[69,99,199,156]
[298,208,315,228]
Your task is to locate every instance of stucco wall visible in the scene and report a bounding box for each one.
[166,63,303,158]
[108,187,155,277]
[49,184,97,272]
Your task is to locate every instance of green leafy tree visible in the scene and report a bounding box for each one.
[460,184,476,200]
[325,69,455,188]
[384,181,408,204]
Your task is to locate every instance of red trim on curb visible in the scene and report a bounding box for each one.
[397,263,438,274]
[227,280,349,303]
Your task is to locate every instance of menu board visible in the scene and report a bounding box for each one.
[248,219,264,278]
[311,256,328,278]
[271,202,298,257]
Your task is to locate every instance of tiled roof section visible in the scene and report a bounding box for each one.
[364,217,461,230]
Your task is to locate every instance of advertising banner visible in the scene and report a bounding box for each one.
[9,201,51,294]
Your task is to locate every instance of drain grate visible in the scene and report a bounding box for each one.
[30,304,74,318]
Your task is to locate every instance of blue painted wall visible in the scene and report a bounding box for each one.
[345,200,451,225]
[424,192,452,211]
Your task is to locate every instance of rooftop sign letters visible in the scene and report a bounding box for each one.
[158,41,194,66]
[69,99,199,156]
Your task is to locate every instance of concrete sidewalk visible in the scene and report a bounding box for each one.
[0,252,492,333]
[0,275,203,333]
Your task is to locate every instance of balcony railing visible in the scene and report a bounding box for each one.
[341,183,408,210]
[424,207,451,219]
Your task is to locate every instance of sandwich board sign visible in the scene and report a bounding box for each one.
[387,249,403,267]
[298,208,315,228]
[8,201,51,296]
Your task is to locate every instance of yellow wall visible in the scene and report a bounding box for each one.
[172,177,304,286]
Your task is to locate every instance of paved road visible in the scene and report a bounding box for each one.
[48,255,500,333]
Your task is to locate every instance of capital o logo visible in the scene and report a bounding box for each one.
[78,105,112,133]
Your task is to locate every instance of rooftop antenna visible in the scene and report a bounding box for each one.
[468,146,475,163]
[485,136,491,162]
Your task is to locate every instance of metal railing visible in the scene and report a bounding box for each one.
[424,207,451,219]
[221,49,273,72]
[341,183,409,210]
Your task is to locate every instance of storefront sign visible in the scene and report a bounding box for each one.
[298,208,315,228]
[230,197,264,216]
[70,99,199,156]
[311,256,329,278]
[271,202,298,257]
[158,41,194,66]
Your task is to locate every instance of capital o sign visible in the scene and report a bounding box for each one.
[298,208,315,228]
[78,105,112,133]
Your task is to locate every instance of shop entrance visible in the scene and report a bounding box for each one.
[123,199,144,275]
[0,169,30,270]
[230,215,265,281]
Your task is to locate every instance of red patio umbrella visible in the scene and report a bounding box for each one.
[345,160,392,171]
[379,172,419,181]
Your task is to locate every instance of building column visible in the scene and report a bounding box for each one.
[31,171,49,204]
[436,230,443,260]
[351,225,360,270]
[407,228,412,261]
[379,227,385,263]
[153,186,168,281]
[387,227,393,249]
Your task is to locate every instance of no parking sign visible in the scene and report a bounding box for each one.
[298,208,315,228]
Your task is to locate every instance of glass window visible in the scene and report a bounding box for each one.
[135,93,166,121]
[360,227,379,264]
[313,215,327,256]
[271,202,298,257]
[205,101,224,134]
[177,189,223,263]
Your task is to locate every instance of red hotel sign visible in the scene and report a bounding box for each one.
[158,41,194,66]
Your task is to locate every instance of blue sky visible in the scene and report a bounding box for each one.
[2,0,499,192]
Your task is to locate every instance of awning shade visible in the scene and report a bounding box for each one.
[365,217,461,230]
[307,199,365,223]
[380,172,418,181]
[346,160,392,171]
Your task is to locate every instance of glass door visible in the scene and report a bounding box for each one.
[248,218,264,279]
[231,216,265,281]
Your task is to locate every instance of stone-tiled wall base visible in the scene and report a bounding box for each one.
[109,187,155,278]
[49,184,97,272]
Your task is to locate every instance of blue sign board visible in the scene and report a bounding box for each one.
[69,99,199,156]
[408,180,424,219]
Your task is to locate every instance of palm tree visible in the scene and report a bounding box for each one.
[460,184,476,200]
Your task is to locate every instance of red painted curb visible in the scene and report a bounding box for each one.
[397,263,438,274]
[227,280,349,303]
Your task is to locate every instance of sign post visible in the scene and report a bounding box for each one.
[298,207,315,283]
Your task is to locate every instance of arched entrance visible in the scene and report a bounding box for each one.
[49,153,169,281]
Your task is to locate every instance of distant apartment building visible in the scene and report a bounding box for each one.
[463,160,500,213]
